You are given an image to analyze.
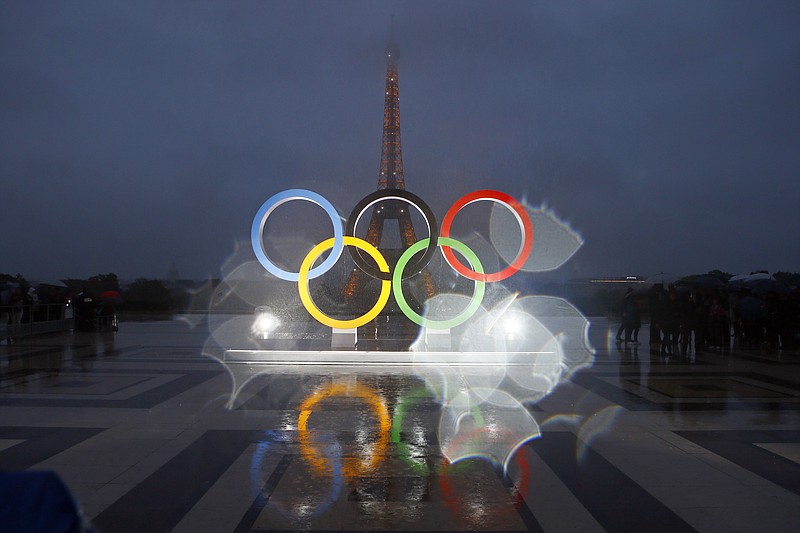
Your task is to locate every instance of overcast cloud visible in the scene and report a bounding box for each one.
[1,1,798,282]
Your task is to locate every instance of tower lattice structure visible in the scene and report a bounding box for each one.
[341,40,436,308]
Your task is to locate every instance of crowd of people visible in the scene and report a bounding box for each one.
[72,288,118,332]
[616,284,798,354]
[1,284,118,342]
[1,284,44,343]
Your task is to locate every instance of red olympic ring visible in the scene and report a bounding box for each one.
[440,190,534,282]
[438,433,531,518]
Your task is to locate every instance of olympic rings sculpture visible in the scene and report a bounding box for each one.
[251,188,533,329]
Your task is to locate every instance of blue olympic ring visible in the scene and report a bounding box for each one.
[250,189,344,282]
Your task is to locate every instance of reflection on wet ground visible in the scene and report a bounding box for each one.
[1,317,799,532]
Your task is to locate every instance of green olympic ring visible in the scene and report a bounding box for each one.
[391,386,485,476]
[393,237,485,329]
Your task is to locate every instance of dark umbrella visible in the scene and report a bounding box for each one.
[747,278,789,296]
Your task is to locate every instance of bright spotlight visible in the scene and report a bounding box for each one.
[501,315,523,340]
[252,306,280,339]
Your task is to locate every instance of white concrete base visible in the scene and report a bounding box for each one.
[222,349,553,366]
[330,327,357,349]
[425,328,452,350]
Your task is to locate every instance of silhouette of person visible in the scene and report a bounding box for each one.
[75,287,97,331]
[626,295,641,343]
[615,289,632,342]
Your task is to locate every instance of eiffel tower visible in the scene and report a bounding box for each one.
[340,35,436,315]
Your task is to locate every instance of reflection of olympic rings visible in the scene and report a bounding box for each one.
[250,433,343,519]
[391,386,484,476]
[297,383,391,478]
[252,188,533,327]
[438,428,530,518]
[439,443,530,519]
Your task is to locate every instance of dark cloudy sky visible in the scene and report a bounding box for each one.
[2,1,799,282]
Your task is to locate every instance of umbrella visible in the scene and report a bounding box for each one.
[729,273,772,290]
[729,272,773,284]
[99,290,123,305]
[728,274,787,295]
[747,278,789,295]
[675,275,726,289]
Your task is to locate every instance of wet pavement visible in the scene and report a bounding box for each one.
[1,316,799,532]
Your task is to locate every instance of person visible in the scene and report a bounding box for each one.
[0,284,12,342]
[615,289,634,342]
[775,293,798,350]
[23,285,38,323]
[658,288,679,355]
[648,285,664,345]
[682,291,705,355]
[693,290,709,352]
[74,287,97,331]
[8,286,31,342]
[625,292,641,343]
[96,299,118,332]
[708,296,730,349]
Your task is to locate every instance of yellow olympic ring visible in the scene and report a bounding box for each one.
[297,383,391,478]
[298,236,391,329]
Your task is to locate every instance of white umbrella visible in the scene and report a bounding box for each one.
[729,273,787,294]
[729,273,773,283]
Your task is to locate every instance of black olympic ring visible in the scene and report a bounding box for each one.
[345,188,439,281]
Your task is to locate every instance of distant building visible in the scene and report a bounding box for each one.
[167,262,180,286]
[566,276,645,297]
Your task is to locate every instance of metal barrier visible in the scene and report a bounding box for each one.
[0,303,72,340]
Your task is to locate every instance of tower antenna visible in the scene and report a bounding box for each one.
[341,18,437,315]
